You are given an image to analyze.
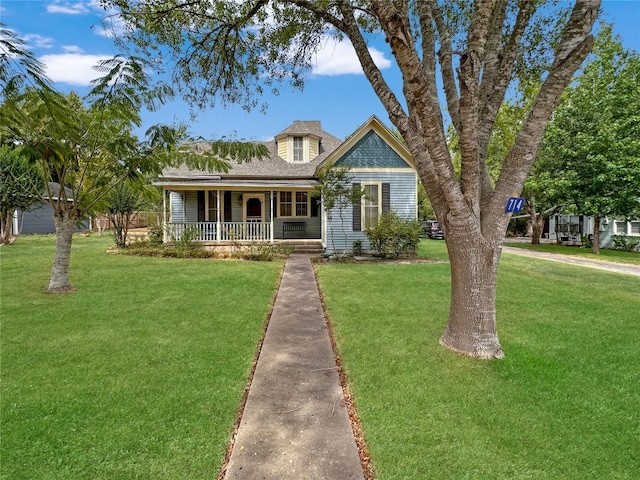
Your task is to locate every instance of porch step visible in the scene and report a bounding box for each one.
[281,240,324,255]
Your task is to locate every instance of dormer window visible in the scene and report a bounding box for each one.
[293,137,304,162]
[275,121,322,163]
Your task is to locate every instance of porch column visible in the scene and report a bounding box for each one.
[163,189,168,243]
[270,190,274,243]
[216,189,222,241]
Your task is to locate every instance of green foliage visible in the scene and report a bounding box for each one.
[239,242,293,261]
[106,181,145,247]
[171,224,201,251]
[536,25,640,219]
[352,239,363,256]
[0,146,43,215]
[612,234,640,252]
[365,211,421,259]
[0,22,52,97]
[0,146,45,243]
[417,182,435,220]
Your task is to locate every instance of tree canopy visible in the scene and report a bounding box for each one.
[536,25,640,252]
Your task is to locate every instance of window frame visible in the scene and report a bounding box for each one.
[292,136,304,162]
[361,182,382,230]
[278,190,310,218]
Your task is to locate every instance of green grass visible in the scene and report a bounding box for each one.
[504,241,640,265]
[315,240,640,480]
[0,234,284,480]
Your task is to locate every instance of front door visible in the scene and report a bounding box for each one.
[245,197,263,222]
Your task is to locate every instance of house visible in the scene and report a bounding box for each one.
[12,183,89,235]
[156,116,418,252]
[548,214,640,248]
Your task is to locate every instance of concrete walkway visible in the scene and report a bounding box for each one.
[503,246,640,277]
[223,254,364,480]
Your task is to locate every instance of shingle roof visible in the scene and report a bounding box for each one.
[275,120,324,138]
[160,121,343,181]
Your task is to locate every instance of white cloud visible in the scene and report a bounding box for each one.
[24,34,55,49]
[46,1,90,15]
[62,45,84,54]
[39,53,107,86]
[312,37,391,76]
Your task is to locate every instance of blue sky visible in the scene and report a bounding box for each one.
[2,1,639,142]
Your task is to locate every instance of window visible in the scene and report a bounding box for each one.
[280,191,292,217]
[296,192,308,216]
[293,137,303,162]
[279,191,309,217]
[631,221,640,235]
[362,183,380,230]
[615,221,627,234]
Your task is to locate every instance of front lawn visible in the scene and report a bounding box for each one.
[315,239,640,479]
[0,234,283,480]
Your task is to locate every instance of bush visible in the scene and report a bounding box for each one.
[612,234,640,252]
[171,225,201,251]
[365,211,422,259]
[352,239,362,256]
[238,242,293,261]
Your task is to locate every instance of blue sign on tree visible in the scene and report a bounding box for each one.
[505,197,524,213]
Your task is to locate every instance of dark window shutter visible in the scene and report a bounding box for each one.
[273,194,278,218]
[197,191,205,222]
[382,183,391,213]
[311,195,319,217]
[224,191,232,222]
[352,182,361,231]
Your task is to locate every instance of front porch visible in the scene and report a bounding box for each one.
[163,187,322,244]
[167,221,273,243]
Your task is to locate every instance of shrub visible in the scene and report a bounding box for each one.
[612,234,640,252]
[352,239,362,256]
[172,224,201,251]
[365,211,421,259]
[239,242,293,261]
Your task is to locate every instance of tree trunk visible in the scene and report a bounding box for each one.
[531,212,545,245]
[0,215,14,245]
[591,214,600,254]
[48,209,77,293]
[439,235,505,359]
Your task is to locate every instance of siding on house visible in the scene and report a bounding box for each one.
[15,203,88,234]
[547,214,634,249]
[170,192,186,223]
[16,204,57,234]
[335,130,411,169]
[325,171,417,252]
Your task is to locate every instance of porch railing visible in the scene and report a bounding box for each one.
[168,222,272,242]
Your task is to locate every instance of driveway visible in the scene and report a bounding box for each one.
[502,246,640,277]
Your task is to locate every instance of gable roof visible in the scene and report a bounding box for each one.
[317,115,413,172]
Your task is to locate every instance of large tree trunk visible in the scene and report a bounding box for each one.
[439,233,504,359]
[48,209,77,293]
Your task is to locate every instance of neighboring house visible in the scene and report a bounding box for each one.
[548,214,640,248]
[13,182,89,235]
[157,116,418,252]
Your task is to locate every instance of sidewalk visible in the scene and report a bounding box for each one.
[223,254,364,480]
